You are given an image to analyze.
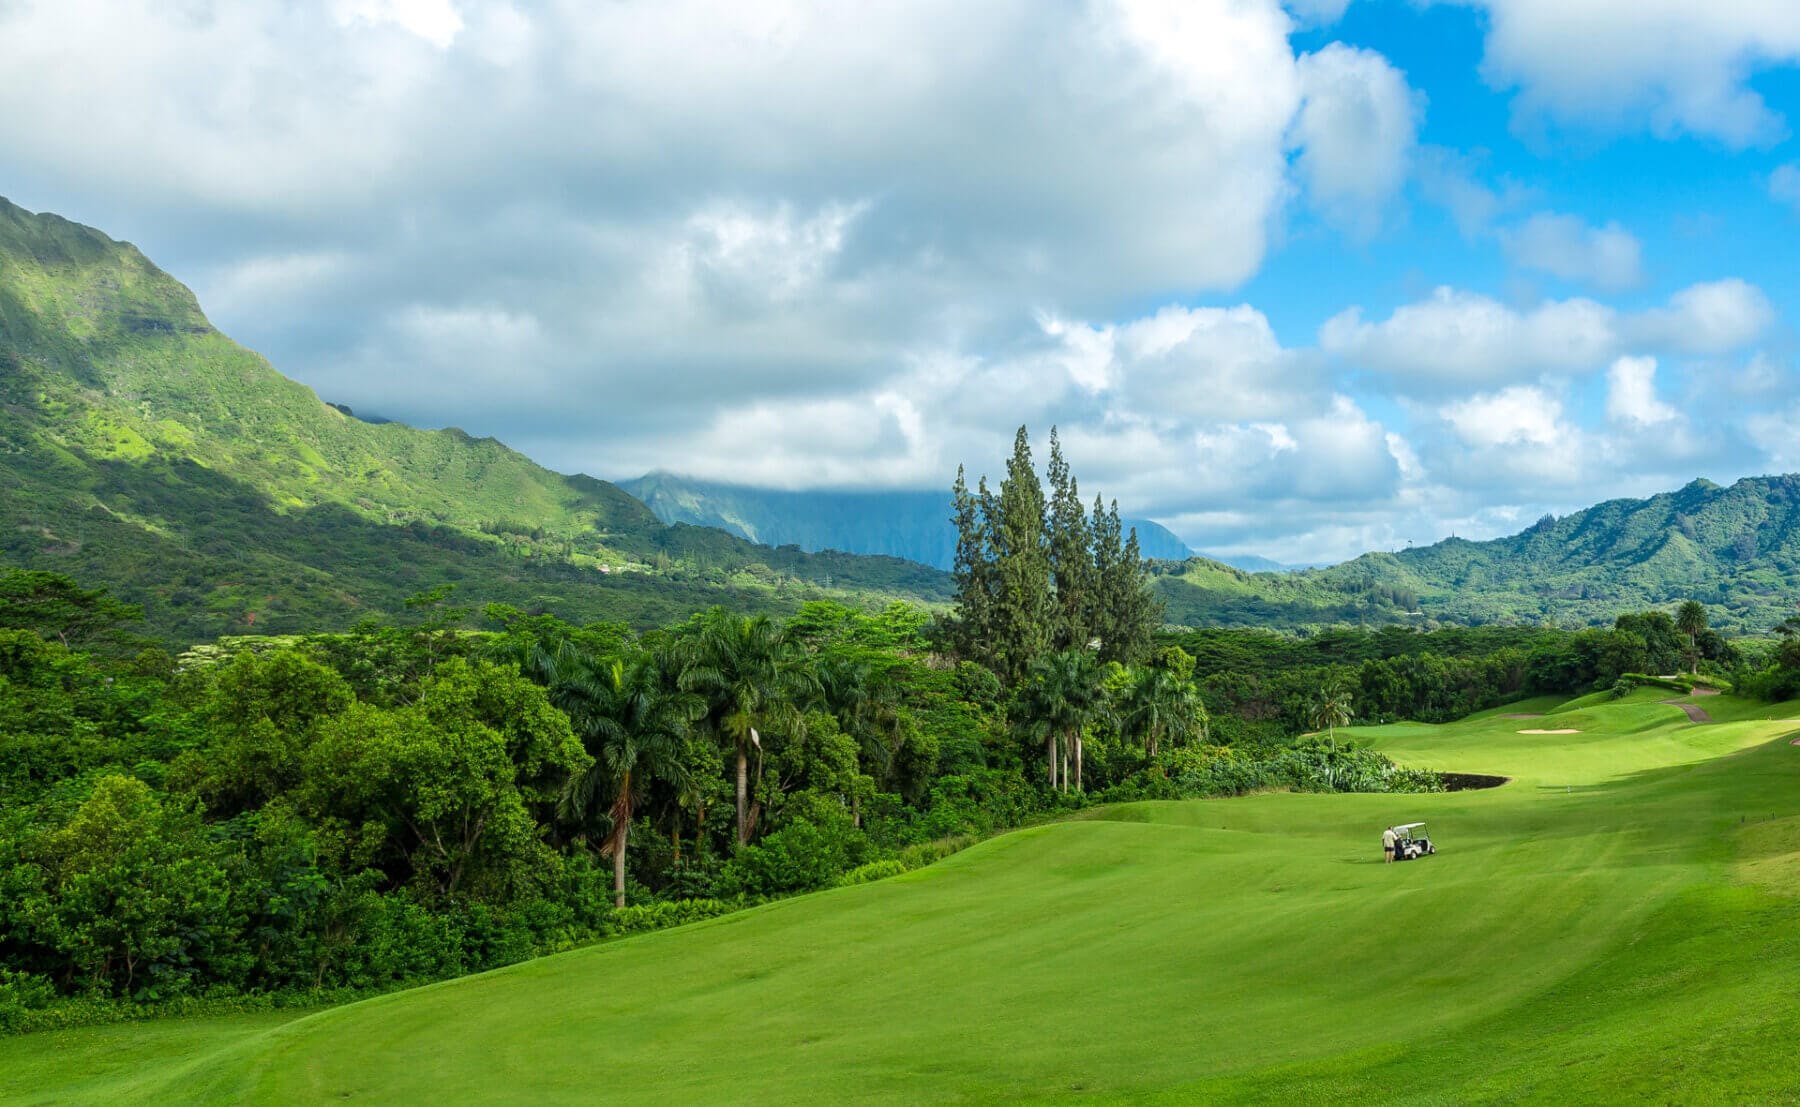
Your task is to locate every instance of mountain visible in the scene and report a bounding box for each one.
[0,198,949,643]
[1312,476,1800,631]
[620,472,1196,569]
[9,196,1796,643]
[1154,476,1800,632]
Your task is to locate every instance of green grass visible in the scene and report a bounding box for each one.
[8,698,1800,1104]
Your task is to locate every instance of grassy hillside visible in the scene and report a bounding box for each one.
[0,198,950,641]
[12,693,1798,1103]
[621,471,1196,569]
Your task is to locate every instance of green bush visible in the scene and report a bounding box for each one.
[608,899,735,936]
[0,969,56,1032]
[722,818,849,896]
[896,835,974,870]
[836,860,908,886]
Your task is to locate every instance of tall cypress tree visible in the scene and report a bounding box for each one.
[1044,428,1093,653]
[949,465,995,667]
[987,426,1051,683]
[1091,500,1160,665]
[1107,518,1161,664]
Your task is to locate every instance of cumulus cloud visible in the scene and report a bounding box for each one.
[1321,279,1773,387]
[1320,289,1615,385]
[0,0,1407,459]
[1441,386,1568,448]
[1447,0,1800,146]
[1499,212,1643,290]
[1627,279,1775,354]
[1289,44,1422,236]
[1605,356,1678,428]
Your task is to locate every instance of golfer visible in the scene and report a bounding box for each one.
[1382,825,1397,863]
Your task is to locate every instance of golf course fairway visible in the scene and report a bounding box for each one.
[6,691,1800,1104]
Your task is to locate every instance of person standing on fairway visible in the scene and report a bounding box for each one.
[1382,825,1397,863]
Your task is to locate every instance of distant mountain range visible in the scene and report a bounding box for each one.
[5,195,1797,641]
[620,472,1201,569]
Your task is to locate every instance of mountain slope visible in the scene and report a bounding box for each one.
[1148,474,1800,632]
[620,471,1196,568]
[0,198,950,642]
[1310,476,1800,631]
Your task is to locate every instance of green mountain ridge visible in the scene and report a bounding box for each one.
[1155,475,1800,631]
[0,197,951,643]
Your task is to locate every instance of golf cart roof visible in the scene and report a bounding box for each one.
[1394,822,1426,832]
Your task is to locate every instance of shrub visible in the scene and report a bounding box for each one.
[835,860,908,886]
[608,899,735,936]
[722,818,848,896]
[0,970,56,1032]
[896,835,973,870]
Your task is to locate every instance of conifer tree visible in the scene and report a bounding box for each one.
[988,426,1052,683]
[949,465,995,667]
[1092,499,1160,665]
[1045,428,1094,653]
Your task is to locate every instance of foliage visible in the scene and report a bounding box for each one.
[947,426,1161,682]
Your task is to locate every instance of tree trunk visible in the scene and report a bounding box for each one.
[736,741,749,845]
[1046,734,1057,787]
[1061,749,1069,793]
[613,819,629,909]
[1075,732,1083,793]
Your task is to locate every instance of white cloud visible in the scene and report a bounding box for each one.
[1628,278,1775,355]
[1499,211,1643,290]
[1745,405,1800,471]
[1605,356,1678,428]
[1441,386,1566,448]
[1448,0,1800,146]
[1322,279,1773,387]
[1290,44,1423,236]
[333,0,464,48]
[1320,288,1615,384]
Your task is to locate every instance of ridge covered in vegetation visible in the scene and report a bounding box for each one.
[1157,474,1800,632]
[0,197,950,643]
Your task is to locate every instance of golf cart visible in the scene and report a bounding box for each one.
[1393,822,1435,861]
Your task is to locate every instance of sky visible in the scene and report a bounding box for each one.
[4,0,1800,565]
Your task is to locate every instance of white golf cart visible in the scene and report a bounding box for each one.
[1393,822,1435,861]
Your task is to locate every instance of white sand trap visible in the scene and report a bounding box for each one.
[1519,728,1580,734]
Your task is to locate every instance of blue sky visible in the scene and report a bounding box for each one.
[2,0,1799,563]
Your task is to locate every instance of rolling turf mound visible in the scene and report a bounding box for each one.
[6,694,1800,1103]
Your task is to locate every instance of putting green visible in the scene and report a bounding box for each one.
[5,694,1799,1104]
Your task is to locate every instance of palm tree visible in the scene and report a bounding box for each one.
[1309,685,1354,748]
[677,608,818,845]
[1121,666,1208,760]
[1023,648,1112,792]
[1676,600,1707,675]
[549,648,702,908]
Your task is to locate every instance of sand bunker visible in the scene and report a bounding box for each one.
[1519,728,1580,734]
